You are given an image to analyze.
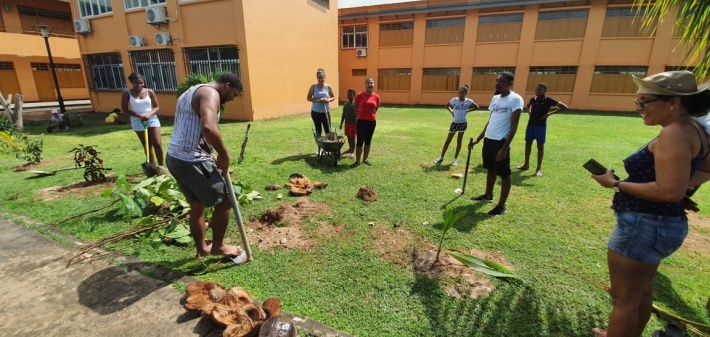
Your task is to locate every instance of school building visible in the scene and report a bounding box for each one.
[0,0,89,103]
[338,0,703,111]
[64,0,338,120]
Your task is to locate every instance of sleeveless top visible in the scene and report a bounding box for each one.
[612,121,709,216]
[167,84,217,162]
[310,84,331,113]
[128,90,152,121]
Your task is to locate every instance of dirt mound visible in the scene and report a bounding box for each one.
[356,186,377,201]
[33,176,117,202]
[368,225,511,299]
[247,198,328,250]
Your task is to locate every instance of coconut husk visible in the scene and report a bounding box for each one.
[222,314,261,337]
[285,173,327,196]
[185,281,227,312]
[225,286,255,307]
[357,186,378,201]
[261,297,282,318]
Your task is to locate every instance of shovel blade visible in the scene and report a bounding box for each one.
[142,162,159,177]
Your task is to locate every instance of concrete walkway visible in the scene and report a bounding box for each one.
[0,217,353,337]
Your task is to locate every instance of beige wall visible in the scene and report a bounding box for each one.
[73,0,338,120]
[339,0,704,111]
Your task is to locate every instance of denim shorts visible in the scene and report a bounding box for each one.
[608,211,688,264]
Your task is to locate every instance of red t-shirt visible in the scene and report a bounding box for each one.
[354,92,380,121]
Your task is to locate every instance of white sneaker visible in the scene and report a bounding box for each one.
[536,170,543,177]
[433,157,443,164]
[452,158,458,166]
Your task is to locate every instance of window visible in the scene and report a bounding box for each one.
[78,0,113,18]
[124,0,166,10]
[380,22,414,47]
[352,69,367,76]
[129,50,178,93]
[425,18,465,45]
[0,62,13,70]
[536,10,588,39]
[18,6,74,36]
[183,45,240,77]
[422,68,460,91]
[341,25,368,49]
[378,68,411,90]
[83,53,126,91]
[313,0,329,9]
[477,14,523,42]
[527,66,578,92]
[31,63,85,88]
[602,7,655,37]
[591,66,647,93]
[471,67,515,91]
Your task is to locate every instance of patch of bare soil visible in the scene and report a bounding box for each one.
[33,176,117,202]
[246,198,328,250]
[684,213,710,257]
[356,187,377,201]
[368,225,509,299]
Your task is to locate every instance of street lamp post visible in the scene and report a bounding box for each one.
[33,23,66,115]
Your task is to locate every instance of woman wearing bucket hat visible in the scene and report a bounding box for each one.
[590,70,710,337]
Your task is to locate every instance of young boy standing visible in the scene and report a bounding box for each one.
[516,83,568,177]
[339,89,357,158]
[469,72,524,216]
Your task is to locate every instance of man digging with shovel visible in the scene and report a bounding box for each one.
[166,73,247,263]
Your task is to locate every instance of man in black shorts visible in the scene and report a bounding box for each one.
[469,72,524,216]
[166,73,246,261]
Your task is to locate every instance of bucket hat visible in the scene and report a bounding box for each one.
[632,70,710,96]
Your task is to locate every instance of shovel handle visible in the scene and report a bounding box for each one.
[223,171,253,262]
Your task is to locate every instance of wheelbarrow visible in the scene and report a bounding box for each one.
[313,129,344,166]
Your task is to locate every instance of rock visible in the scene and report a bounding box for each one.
[368,222,374,227]
[279,238,287,245]
[422,221,429,226]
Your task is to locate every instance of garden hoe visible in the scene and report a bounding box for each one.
[141,121,159,178]
[457,138,474,195]
[223,124,253,263]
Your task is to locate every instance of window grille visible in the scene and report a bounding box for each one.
[31,63,49,71]
[84,53,126,91]
[479,14,523,25]
[124,0,166,10]
[473,67,516,75]
[594,66,646,75]
[78,0,113,18]
[529,66,578,75]
[606,7,645,17]
[539,10,588,21]
[183,45,240,77]
[0,62,14,70]
[341,25,367,49]
[18,6,72,20]
[665,66,695,72]
[426,18,465,28]
[380,22,414,31]
[129,49,178,93]
[352,69,367,76]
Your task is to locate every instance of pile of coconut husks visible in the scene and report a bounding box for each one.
[184,281,296,337]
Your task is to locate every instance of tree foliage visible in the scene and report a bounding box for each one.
[634,0,710,79]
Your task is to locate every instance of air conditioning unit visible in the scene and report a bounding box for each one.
[155,32,171,46]
[129,35,146,48]
[74,19,91,33]
[356,48,367,57]
[146,6,167,24]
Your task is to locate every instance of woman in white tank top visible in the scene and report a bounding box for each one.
[121,73,165,169]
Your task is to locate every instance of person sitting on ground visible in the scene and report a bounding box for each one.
[166,73,247,262]
[47,109,68,133]
[516,83,568,177]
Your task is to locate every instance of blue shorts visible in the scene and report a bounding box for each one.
[130,115,161,131]
[524,125,546,144]
[608,211,688,264]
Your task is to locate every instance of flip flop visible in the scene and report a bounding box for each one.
[664,323,684,337]
[227,249,248,265]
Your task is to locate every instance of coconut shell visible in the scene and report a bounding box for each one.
[240,303,266,322]
[225,286,255,307]
[185,281,226,312]
[261,297,282,318]
[257,316,297,337]
[211,303,240,326]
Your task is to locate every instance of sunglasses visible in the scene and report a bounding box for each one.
[633,98,662,109]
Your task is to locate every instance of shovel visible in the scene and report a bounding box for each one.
[460,138,474,195]
[222,124,253,263]
[141,121,159,177]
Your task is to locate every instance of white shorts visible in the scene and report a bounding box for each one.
[130,115,160,131]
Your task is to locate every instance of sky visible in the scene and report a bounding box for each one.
[338,0,420,9]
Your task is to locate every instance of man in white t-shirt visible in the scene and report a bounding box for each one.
[469,72,524,216]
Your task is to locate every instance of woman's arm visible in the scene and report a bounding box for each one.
[327,85,335,102]
[306,85,316,103]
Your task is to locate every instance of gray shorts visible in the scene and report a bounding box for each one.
[166,154,227,207]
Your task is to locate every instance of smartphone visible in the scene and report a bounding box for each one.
[583,159,620,179]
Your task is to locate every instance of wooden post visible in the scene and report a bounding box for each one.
[12,94,23,130]
[0,91,14,122]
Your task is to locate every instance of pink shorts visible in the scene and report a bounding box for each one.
[345,123,357,137]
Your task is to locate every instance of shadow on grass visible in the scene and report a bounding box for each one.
[410,273,606,336]
[652,272,708,325]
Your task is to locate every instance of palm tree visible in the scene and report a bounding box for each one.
[633,0,710,79]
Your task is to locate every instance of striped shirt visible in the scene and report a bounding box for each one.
[167,84,219,162]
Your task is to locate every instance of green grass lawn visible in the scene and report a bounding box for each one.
[1,106,708,337]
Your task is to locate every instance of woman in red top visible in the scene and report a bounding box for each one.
[352,76,381,167]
